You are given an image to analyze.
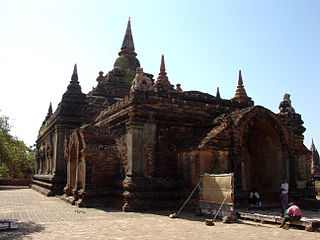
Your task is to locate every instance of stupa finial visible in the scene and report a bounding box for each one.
[119,18,137,56]
[71,63,78,82]
[216,87,221,99]
[154,55,174,91]
[231,70,251,102]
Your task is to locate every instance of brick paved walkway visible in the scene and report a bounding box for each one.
[0,186,319,240]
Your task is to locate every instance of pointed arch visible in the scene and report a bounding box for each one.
[233,106,290,197]
[65,130,83,196]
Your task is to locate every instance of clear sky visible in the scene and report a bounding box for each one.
[0,0,319,149]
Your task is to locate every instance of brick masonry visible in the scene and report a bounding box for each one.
[32,20,314,211]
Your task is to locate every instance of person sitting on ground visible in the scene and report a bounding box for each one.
[248,188,262,207]
[279,202,303,228]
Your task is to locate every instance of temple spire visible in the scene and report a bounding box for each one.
[231,70,251,103]
[119,18,137,57]
[71,63,78,82]
[311,139,315,150]
[48,102,52,115]
[43,102,53,123]
[238,70,243,86]
[66,63,82,94]
[154,55,174,91]
[216,87,221,99]
[159,55,167,80]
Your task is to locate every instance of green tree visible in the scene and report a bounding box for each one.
[0,112,34,179]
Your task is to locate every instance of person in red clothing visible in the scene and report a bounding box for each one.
[279,202,303,228]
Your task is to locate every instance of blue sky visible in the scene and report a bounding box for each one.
[0,0,319,149]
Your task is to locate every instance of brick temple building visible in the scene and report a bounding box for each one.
[32,20,315,211]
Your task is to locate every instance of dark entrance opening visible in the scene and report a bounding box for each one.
[243,119,284,200]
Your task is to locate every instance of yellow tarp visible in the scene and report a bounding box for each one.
[201,174,233,204]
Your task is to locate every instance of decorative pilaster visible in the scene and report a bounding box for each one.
[53,125,69,176]
[125,121,144,179]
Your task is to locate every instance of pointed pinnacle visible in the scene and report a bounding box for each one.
[311,139,315,150]
[157,55,168,81]
[66,63,82,94]
[155,54,173,90]
[160,55,166,73]
[238,70,243,86]
[74,63,77,74]
[232,69,251,102]
[71,63,78,81]
[119,18,136,56]
[216,87,221,98]
[48,102,53,115]
[44,102,53,122]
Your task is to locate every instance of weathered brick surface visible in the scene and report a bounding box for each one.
[33,20,313,211]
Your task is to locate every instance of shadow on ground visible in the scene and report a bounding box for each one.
[237,219,275,228]
[94,205,208,223]
[0,221,45,240]
[0,186,29,191]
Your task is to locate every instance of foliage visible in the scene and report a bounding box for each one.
[114,56,129,70]
[0,113,35,179]
[124,69,136,84]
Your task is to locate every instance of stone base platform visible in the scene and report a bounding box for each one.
[31,174,66,196]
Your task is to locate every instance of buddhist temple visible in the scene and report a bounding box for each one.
[32,19,314,211]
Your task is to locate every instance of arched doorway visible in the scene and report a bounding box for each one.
[242,119,285,199]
